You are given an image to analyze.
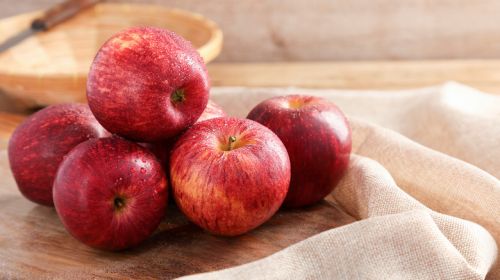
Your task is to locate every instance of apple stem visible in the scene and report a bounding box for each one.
[171,89,186,103]
[228,136,237,151]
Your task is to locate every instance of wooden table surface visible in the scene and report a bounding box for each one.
[1,60,499,278]
[206,60,500,93]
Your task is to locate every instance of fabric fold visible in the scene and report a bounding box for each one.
[180,155,497,280]
[174,83,500,279]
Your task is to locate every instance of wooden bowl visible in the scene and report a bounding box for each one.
[0,3,223,107]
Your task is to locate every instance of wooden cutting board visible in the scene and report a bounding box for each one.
[0,119,355,279]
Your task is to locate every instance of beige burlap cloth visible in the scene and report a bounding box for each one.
[179,82,500,280]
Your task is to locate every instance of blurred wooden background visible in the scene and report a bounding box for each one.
[2,0,500,62]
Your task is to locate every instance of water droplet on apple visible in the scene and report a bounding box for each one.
[140,167,146,174]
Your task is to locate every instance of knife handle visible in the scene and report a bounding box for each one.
[31,0,101,30]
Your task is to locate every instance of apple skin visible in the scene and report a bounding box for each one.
[8,103,109,206]
[141,100,226,206]
[87,27,210,142]
[170,117,290,236]
[247,95,352,208]
[53,137,168,251]
[140,100,227,167]
[196,99,226,123]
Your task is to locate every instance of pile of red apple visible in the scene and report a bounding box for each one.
[8,27,351,251]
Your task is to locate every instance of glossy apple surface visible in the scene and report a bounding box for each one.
[197,100,226,123]
[141,100,226,205]
[141,100,227,168]
[87,27,209,142]
[53,137,168,250]
[170,117,290,236]
[8,103,109,206]
[247,95,352,208]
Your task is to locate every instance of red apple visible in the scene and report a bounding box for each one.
[141,100,226,206]
[87,27,210,142]
[247,95,352,208]
[8,103,109,206]
[170,117,290,236]
[53,137,167,250]
[139,139,174,170]
[140,100,226,167]
[197,99,226,123]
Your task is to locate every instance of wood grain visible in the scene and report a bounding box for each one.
[139,0,500,62]
[0,2,222,106]
[2,59,500,113]
[0,149,354,279]
[207,61,500,94]
[4,0,500,62]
